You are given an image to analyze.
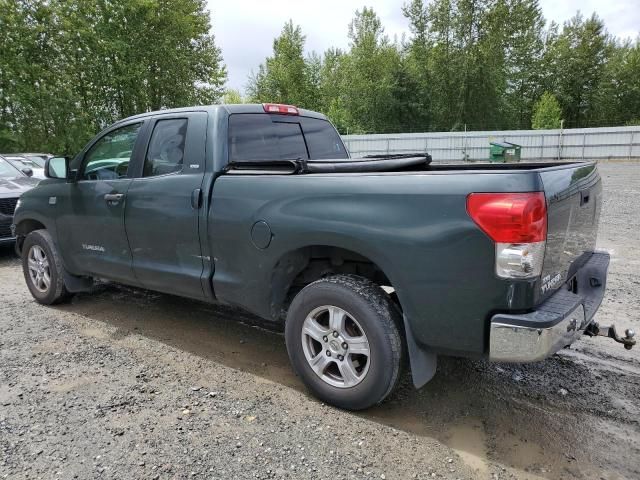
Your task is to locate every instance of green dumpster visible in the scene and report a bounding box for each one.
[489,141,521,163]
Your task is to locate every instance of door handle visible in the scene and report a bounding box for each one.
[104,193,124,205]
[580,191,590,206]
[191,188,202,209]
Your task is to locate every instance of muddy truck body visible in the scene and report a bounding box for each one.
[12,104,635,410]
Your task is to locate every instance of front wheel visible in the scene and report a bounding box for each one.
[21,229,72,305]
[285,275,404,410]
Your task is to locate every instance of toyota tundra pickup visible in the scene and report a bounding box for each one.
[12,104,635,410]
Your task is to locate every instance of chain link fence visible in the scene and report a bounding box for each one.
[342,126,640,163]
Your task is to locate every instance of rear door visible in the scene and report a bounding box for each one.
[124,112,208,299]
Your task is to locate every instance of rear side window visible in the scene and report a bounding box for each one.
[228,114,348,162]
[144,118,188,177]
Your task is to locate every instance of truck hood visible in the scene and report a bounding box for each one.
[0,175,40,198]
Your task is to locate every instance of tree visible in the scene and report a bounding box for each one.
[542,13,612,127]
[592,39,640,126]
[500,0,546,128]
[222,89,244,104]
[247,20,319,109]
[0,0,226,154]
[339,7,400,133]
[402,0,432,131]
[531,92,562,129]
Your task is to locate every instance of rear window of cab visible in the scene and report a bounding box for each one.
[228,114,348,162]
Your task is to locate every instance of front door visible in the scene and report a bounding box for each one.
[56,121,146,283]
[124,112,207,299]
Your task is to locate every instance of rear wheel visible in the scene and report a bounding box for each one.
[22,230,72,305]
[285,275,404,410]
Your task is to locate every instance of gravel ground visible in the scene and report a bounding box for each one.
[1,162,639,480]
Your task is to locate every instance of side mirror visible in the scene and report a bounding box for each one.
[45,156,69,180]
[21,167,34,177]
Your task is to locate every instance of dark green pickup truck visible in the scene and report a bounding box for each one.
[12,104,635,410]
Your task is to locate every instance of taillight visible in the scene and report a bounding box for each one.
[263,103,299,115]
[466,192,547,279]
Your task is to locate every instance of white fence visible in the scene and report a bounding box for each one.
[342,126,640,163]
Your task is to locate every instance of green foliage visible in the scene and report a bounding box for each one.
[2,0,638,149]
[531,92,562,129]
[542,13,612,127]
[222,89,244,104]
[0,0,226,154]
[247,20,320,110]
[247,2,639,134]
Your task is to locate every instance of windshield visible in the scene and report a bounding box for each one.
[0,158,21,178]
[6,156,37,168]
[24,155,46,167]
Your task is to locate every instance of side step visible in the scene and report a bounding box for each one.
[584,322,636,350]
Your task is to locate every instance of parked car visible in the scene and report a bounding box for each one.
[12,104,635,410]
[1,154,46,179]
[0,157,39,245]
[18,153,53,165]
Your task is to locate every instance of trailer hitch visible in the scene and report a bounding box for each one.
[584,322,636,350]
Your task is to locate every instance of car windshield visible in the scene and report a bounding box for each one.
[0,158,21,178]
[6,156,36,168]
[23,155,46,167]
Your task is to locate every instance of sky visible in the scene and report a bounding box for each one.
[208,0,640,94]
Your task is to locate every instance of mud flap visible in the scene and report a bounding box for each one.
[62,268,93,293]
[403,314,437,389]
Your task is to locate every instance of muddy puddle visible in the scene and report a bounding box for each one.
[55,281,639,479]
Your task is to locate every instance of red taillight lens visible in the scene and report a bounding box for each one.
[466,192,547,243]
[263,103,299,115]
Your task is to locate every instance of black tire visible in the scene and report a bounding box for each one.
[21,229,73,305]
[285,274,404,410]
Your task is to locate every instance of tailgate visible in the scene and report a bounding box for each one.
[539,163,602,301]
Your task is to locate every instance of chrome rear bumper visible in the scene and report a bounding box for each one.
[490,304,585,362]
[489,251,609,363]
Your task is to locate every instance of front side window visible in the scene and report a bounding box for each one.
[81,123,141,180]
[143,118,188,177]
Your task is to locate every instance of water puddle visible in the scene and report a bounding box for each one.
[447,418,490,476]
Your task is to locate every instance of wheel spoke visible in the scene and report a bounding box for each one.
[328,306,346,333]
[302,318,328,343]
[348,337,370,356]
[308,352,331,376]
[28,258,38,272]
[338,359,360,387]
[42,271,51,288]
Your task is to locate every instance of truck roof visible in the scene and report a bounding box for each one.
[114,104,328,126]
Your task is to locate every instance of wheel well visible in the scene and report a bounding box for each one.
[271,246,400,320]
[15,219,46,254]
